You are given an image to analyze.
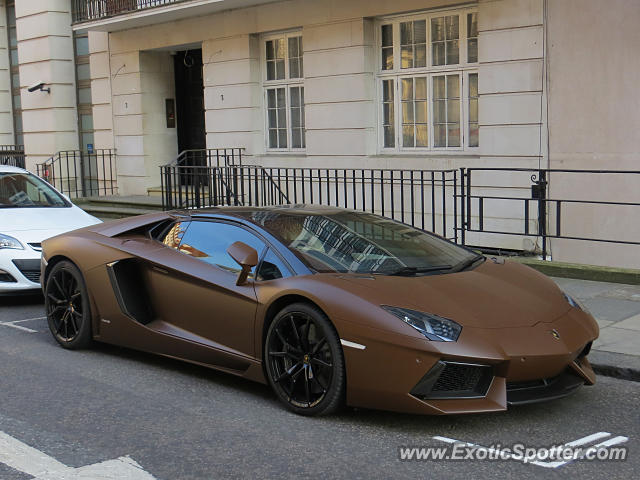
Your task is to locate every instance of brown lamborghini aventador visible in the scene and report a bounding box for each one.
[41,206,598,416]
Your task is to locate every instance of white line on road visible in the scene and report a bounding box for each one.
[0,322,38,333]
[0,316,46,333]
[8,316,47,324]
[0,431,157,479]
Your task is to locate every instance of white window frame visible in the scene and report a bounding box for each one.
[261,31,305,153]
[376,7,479,154]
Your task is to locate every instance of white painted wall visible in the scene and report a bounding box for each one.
[0,3,14,145]
[15,0,79,171]
[545,0,640,268]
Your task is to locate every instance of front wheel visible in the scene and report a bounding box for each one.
[45,260,93,349]
[264,303,345,416]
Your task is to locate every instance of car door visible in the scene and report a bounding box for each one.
[142,219,267,359]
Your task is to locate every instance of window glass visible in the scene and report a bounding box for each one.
[290,86,305,148]
[0,173,68,208]
[433,74,461,147]
[257,248,291,281]
[266,38,285,81]
[161,221,189,249]
[381,24,393,70]
[467,13,478,63]
[468,73,479,147]
[249,211,476,274]
[75,36,90,56]
[382,79,395,148]
[288,36,303,78]
[178,221,266,274]
[400,20,426,69]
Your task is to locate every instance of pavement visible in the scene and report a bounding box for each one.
[552,277,640,381]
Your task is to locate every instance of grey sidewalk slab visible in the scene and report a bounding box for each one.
[551,276,640,381]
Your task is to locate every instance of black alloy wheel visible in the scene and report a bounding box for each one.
[45,261,92,349]
[265,303,345,416]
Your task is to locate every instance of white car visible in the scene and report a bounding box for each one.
[0,165,101,294]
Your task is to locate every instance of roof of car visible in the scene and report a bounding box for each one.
[0,165,28,174]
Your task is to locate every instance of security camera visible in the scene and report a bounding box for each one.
[28,81,50,93]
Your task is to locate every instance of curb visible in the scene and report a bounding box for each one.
[506,258,640,285]
[507,258,640,285]
[589,350,640,383]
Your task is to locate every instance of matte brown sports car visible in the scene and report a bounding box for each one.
[41,206,598,416]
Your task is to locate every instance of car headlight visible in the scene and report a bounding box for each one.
[0,233,23,250]
[562,292,585,311]
[381,306,462,342]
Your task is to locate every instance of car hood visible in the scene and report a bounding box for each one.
[1,206,101,241]
[329,260,570,329]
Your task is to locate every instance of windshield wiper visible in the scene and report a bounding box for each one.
[386,265,452,276]
[450,255,485,273]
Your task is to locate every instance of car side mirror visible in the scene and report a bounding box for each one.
[227,241,259,286]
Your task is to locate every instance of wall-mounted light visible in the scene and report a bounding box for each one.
[27,81,50,94]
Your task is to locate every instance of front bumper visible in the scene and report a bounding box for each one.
[338,308,598,415]
[0,248,42,294]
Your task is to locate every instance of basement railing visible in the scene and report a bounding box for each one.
[36,150,118,198]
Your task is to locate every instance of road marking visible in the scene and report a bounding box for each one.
[0,322,38,333]
[433,431,629,469]
[0,431,157,479]
[9,316,47,324]
[0,316,46,333]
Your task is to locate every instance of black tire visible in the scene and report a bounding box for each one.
[264,303,345,416]
[44,260,93,349]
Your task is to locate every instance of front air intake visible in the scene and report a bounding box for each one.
[411,361,494,400]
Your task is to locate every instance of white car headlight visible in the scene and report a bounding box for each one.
[563,292,586,312]
[0,233,24,250]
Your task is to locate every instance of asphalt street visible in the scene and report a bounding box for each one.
[0,294,638,480]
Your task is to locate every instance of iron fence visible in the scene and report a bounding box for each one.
[160,162,640,259]
[458,167,640,258]
[72,0,186,23]
[161,165,459,241]
[0,145,25,169]
[36,150,117,198]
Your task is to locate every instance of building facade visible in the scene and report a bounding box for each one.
[2,0,639,268]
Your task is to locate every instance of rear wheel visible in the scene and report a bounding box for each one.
[45,261,92,349]
[264,303,345,416]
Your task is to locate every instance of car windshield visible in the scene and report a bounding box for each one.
[248,210,481,275]
[0,172,68,208]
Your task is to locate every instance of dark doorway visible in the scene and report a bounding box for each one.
[174,49,206,154]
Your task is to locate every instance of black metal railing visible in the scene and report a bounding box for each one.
[458,167,640,258]
[0,145,25,169]
[173,148,246,167]
[36,150,117,198]
[160,163,640,259]
[161,165,459,240]
[72,0,187,23]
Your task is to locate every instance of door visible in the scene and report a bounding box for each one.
[174,49,206,155]
[142,220,266,358]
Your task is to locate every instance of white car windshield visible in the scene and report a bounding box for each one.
[0,172,69,208]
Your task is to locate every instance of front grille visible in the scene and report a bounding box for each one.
[411,361,494,400]
[433,363,486,392]
[11,259,41,284]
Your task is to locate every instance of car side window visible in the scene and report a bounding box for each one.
[256,248,292,281]
[159,221,190,249]
[177,221,266,274]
